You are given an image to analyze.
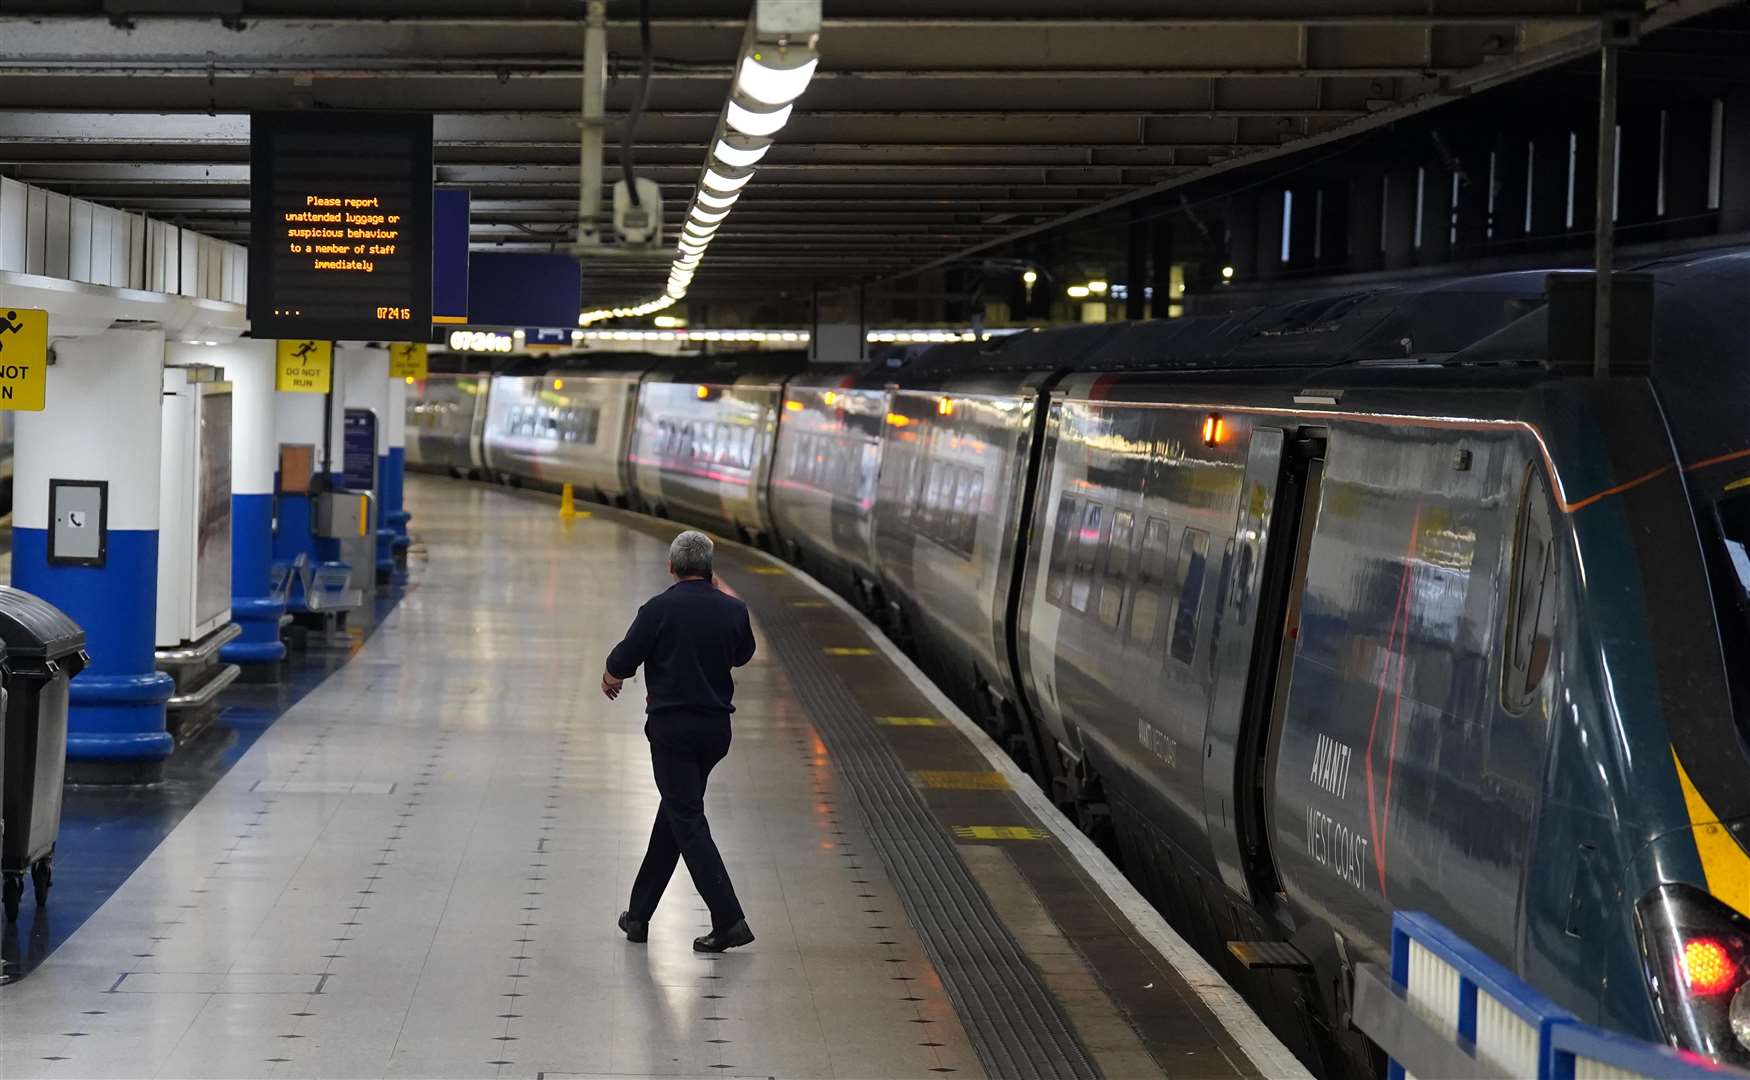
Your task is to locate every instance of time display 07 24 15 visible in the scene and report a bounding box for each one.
[248,111,434,341]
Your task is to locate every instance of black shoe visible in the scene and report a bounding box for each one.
[618,911,648,943]
[693,919,754,953]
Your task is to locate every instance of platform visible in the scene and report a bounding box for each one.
[0,477,1302,1080]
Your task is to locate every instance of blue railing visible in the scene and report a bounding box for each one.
[1353,910,1747,1080]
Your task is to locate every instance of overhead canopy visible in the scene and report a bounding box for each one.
[0,1,1733,308]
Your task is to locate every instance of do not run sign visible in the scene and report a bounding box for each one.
[0,307,49,411]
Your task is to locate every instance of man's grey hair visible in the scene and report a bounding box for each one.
[669,530,715,577]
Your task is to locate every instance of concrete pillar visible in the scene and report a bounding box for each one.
[192,339,286,668]
[14,327,174,775]
[341,345,392,581]
[384,374,410,561]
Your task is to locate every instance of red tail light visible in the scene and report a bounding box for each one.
[1685,938,1738,996]
[1637,883,1750,1064]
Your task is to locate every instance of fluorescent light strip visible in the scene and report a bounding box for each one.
[713,138,770,168]
[696,189,740,211]
[702,168,752,194]
[726,100,792,138]
[736,55,819,107]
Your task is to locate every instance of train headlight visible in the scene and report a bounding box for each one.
[1732,983,1750,1051]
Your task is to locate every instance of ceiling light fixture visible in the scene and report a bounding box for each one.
[713,137,771,169]
[726,100,793,138]
[736,54,819,106]
[702,168,753,194]
[587,3,819,328]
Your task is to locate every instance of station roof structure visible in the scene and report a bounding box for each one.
[0,1,1737,307]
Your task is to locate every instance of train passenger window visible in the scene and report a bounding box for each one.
[1099,510,1135,631]
[1046,495,1079,606]
[1129,517,1173,644]
[1070,503,1105,614]
[1170,528,1210,664]
[962,471,985,553]
[1503,465,1558,712]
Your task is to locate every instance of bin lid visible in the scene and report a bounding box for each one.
[0,587,86,659]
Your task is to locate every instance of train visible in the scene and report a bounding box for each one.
[407,246,1750,1078]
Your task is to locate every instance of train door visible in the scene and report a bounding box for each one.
[1202,426,1326,916]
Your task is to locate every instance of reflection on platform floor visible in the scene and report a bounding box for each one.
[0,480,982,1079]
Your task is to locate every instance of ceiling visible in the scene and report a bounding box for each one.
[0,1,1735,313]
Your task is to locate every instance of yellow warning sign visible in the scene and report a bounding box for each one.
[276,339,333,393]
[0,307,48,411]
[388,342,428,380]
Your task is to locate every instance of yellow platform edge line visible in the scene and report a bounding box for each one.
[822,646,875,656]
[914,770,1012,791]
[952,825,1049,841]
[878,716,942,727]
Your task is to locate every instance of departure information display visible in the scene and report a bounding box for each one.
[248,111,434,341]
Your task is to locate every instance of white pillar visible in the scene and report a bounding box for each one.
[181,339,285,665]
[14,326,175,773]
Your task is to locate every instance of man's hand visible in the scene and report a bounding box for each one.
[601,672,624,701]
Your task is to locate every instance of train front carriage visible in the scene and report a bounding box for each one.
[1009,258,1750,1072]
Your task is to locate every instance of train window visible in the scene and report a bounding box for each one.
[1046,494,1079,606]
[1170,528,1210,664]
[961,471,985,553]
[1099,510,1135,631]
[1503,465,1558,712]
[1069,503,1106,614]
[1129,516,1173,644]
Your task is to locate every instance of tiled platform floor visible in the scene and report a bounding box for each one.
[0,480,984,1079]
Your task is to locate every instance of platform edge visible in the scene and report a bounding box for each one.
[749,546,1317,1080]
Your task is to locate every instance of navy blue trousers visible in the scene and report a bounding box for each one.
[628,717,744,932]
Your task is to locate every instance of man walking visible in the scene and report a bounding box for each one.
[603,530,756,953]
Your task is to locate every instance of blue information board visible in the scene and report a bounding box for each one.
[343,408,377,492]
[432,189,470,326]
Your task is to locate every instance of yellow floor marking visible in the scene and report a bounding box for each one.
[953,825,1048,841]
[748,566,788,575]
[790,600,829,608]
[822,646,875,656]
[878,716,942,727]
[915,770,1012,791]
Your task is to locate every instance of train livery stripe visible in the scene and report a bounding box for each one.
[1672,750,1750,918]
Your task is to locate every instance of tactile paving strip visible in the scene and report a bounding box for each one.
[742,584,1100,1080]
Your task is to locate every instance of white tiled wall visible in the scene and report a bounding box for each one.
[0,175,245,304]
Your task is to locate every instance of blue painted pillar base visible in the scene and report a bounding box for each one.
[375,528,396,578]
[227,492,286,666]
[222,595,288,666]
[13,528,176,770]
[383,447,409,549]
